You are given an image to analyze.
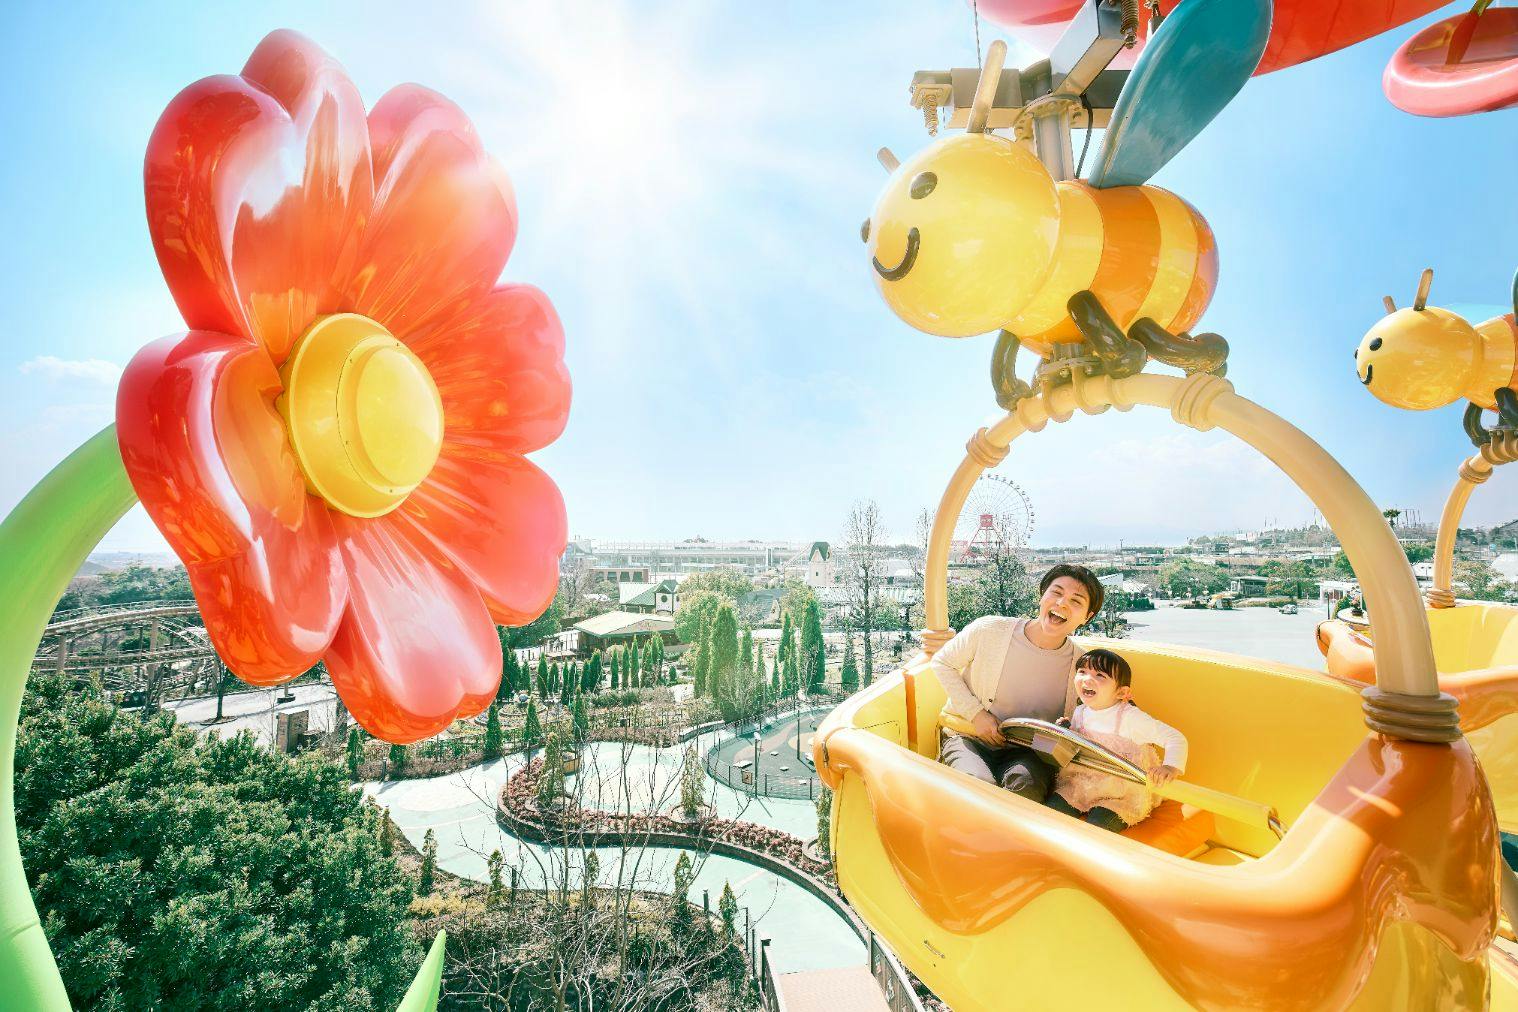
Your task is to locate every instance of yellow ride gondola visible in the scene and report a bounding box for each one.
[813,10,1504,1009]
[1319,268,1518,834]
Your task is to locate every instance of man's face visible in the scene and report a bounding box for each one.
[1038,576,1093,633]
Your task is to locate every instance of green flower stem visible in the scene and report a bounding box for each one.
[0,425,444,1011]
[0,426,136,1011]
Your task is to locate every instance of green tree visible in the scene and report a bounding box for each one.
[1157,558,1229,599]
[1456,559,1512,601]
[693,613,713,697]
[550,661,562,694]
[783,648,800,698]
[739,628,753,684]
[670,852,696,934]
[379,807,396,857]
[611,650,621,689]
[536,654,550,697]
[771,654,781,694]
[676,589,725,645]
[801,598,826,693]
[780,577,820,632]
[16,674,418,1010]
[484,701,504,758]
[631,639,642,688]
[680,745,705,819]
[840,632,860,693]
[487,848,505,907]
[345,725,364,779]
[572,695,590,741]
[419,827,438,895]
[709,603,740,708]
[537,728,566,807]
[502,598,562,648]
[523,698,544,747]
[778,611,795,669]
[647,634,666,685]
[388,742,407,775]
[718,881,739,938]
[678,567,754,603]
[559,662,575,705]
[584,651,603,692]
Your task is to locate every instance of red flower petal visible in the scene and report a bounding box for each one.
[144,30,373,364]
[405,284,570,454]
[345,85,518,337]
[116,331,348,683]
[325,514,503,743]
[398,446,567,627]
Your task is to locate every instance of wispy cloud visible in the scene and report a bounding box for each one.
[20,355,122,384]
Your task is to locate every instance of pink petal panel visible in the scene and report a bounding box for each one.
[145,30,373,365]
[325,513,503,743]
[116,331,347,683]
[346,85,518,338]
[405,284,570,454]
[398,447,567,628]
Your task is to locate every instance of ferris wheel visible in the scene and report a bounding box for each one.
[952,474,1036,563]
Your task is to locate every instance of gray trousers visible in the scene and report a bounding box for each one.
[939,733,1055,802]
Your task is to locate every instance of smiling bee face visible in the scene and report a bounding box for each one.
[1355,307,1480,411]
[863,133,1060,338]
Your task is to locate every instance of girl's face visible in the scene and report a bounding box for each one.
[1075,664,1130,710]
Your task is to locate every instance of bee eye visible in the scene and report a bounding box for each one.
[909,171,938,199]
[860,219,870,243]
[1369,337,1383,351]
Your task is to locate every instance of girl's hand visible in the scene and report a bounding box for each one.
[1149,765,1180,788]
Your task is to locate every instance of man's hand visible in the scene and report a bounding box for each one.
[1148,765,1180,788]
[971,709,1005,747]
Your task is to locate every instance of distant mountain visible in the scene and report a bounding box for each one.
[83,551,180,573]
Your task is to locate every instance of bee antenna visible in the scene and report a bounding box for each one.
[967,40,1007,134]
[1414,268,1433,311]
[1382,296,1396,314]
[876,148,900,173]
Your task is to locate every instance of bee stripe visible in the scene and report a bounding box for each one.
[1008,182,1104,345]
[1087,186,1162,329]
[1134,187,1198,329]
[1169,199,1218,334]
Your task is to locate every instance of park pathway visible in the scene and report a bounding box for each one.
[775,965,891,1011]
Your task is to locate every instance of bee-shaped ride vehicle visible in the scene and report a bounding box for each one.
[815,2,1509,1008]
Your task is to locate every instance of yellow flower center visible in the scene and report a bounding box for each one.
[277,314,444,518]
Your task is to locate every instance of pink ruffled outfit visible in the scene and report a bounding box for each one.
[1053,702,1185,827]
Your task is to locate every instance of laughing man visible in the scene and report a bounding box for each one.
[932,564,1105,802]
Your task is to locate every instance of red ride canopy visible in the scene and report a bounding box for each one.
[972,0,1447,76]
[1384,7,1518,117]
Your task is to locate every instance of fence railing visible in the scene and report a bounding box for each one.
[868,932,930,1012]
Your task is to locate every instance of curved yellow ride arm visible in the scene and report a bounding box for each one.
[1430,440,1518,607]
[921,371,1450,740]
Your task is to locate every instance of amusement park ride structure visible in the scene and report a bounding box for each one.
[950,473,1035,564]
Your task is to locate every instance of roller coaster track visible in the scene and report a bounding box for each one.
[32,600,219,703]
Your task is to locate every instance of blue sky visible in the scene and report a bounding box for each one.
[1,1,1515,552]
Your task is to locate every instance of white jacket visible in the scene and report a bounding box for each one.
[931,616,1080,723]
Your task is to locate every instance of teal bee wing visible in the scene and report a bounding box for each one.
[1087,0,1271,189]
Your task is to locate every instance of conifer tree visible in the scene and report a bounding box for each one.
[536,655,549,697]
[388,742,407,774]
[719,881,739,938]
[739,628,753,682]
[419,828,437,895]
[693,613,713,696]
[783,648,799,698]
[648,634,665,684]
[487,849,505,907]
[779,612,795,668]
[484,702,503,758]
[523,698,543,746]
[584,651,603,692]
[537,728,565,807]
[840,631,860,692]
[611,651,621,690]
[573,695,589,741]
[345,725,364,779]
[671,852,695,933]
[802,598,826,693]
[771,654,781,694]
[631,640,642,688]
[379,807,395,856]
[550,661,561,693]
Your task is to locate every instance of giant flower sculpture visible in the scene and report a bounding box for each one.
[117,30,570,744]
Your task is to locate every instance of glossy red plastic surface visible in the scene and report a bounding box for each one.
[972,0,1447,76]
[1385,8,1518,117]
[119,30,570,744]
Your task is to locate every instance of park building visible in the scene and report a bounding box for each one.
[566,537,802,582]
[557,610,679,660]
[619,579,678,614]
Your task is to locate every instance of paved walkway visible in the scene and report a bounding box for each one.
[776,965,890,1011]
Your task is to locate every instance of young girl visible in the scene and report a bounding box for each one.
[1045,648,1188,832]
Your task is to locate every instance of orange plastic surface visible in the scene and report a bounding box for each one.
[1319,618,1518,733]
[825,726,1496,1009]
[1119,798,1214,856]
[117,31,570,744]
[972,0,1447,77]
[1385,7,1518,117]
